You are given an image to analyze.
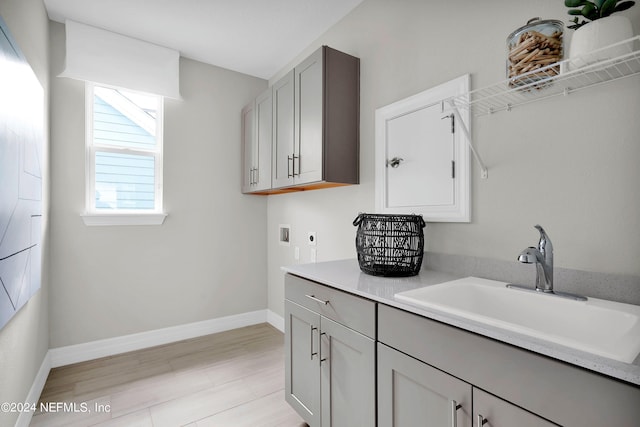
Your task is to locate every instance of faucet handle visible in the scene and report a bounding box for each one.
[534,224,551,252]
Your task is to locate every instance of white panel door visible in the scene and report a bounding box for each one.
[386,104,453,208]
[375,74,471,222]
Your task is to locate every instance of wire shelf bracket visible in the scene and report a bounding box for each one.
[447,99,489,179]
[444,36,640,180]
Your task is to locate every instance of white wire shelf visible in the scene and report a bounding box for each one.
[450,36,640,117]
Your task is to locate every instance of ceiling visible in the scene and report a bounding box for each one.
[43,0,364,80]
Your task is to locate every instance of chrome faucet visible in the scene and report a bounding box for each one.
[518,225,554,293]
[507,225,587,301]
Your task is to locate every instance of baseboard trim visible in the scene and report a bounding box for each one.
[267,309,284,332]
[49,309,268,368]
[15,351,51,427]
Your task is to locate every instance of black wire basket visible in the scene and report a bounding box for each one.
[353,213,426,277]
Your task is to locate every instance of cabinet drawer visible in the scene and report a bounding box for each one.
[285,273,375,339]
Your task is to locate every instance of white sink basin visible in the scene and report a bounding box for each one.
[394,277,640,363]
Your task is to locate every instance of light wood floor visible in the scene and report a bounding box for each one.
[31,323,307,427]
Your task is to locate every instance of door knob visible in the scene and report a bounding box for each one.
[386,157,404,168]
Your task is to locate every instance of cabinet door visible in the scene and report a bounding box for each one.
[378,343,472,427]
[272,70,295,189]
[294,47,323,185]
[285,300,321,426]
[473,388,558,427]
[254,87,272,191]
[240,100,255,193]
[320,317,375,427]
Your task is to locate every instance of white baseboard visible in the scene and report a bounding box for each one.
[15,351,51,427]
[49,309,268,368]
[267,309,284,332]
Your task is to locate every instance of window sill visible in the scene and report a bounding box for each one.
[81,213,167,226]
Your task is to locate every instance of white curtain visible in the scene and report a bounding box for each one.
[60,20,180,99]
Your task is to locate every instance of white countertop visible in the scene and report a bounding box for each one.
[282,259,640,386]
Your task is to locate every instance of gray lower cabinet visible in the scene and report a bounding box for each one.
[378,342,472,427]
[379,341,558,427]
[473,388,558,427]
[285,299,321,425]
[378,304,640,427]
[285,274,375,427]
[286,274,640,426]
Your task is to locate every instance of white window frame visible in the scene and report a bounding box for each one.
[81,82,167,226]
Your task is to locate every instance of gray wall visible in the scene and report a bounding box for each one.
[267,0,640,317]
[49,21,269,347]
[0,0,50,426]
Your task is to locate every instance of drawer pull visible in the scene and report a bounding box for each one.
[451,400,462,427]
[305,294,329,305]
[477,414,488,427]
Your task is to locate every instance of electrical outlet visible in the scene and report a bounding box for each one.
[294,246,300,261]
[308,231,316,246]
[310,248,317,263]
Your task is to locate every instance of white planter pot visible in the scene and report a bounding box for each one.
[568,15,634,69]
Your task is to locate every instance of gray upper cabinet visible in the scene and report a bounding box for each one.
[272,46,359,191]
[272,70,296,189]
[240,100,255,193]
[241,87,272,193]
[294,48,323,185]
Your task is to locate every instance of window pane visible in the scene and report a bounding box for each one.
[95,151,155,210]
[93,86,157,150]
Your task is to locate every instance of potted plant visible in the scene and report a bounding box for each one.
[565,0,636,66]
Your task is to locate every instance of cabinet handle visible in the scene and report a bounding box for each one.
[304,294,329,305]
[320,332,328,364]
[477,414,488,427]
[293,154,300,176]
[451,400,462,427]
[310,326,318,360]
[253,167,258,185]
[287,155,294,178]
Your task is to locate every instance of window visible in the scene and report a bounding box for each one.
[83,83,166,225]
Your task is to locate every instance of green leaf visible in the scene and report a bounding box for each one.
[565,0,586,6]
[568,8,584,14]
[600,0,618,16]
[594,0,606,8]
[613,0,636,12]
[581,3,597,18]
